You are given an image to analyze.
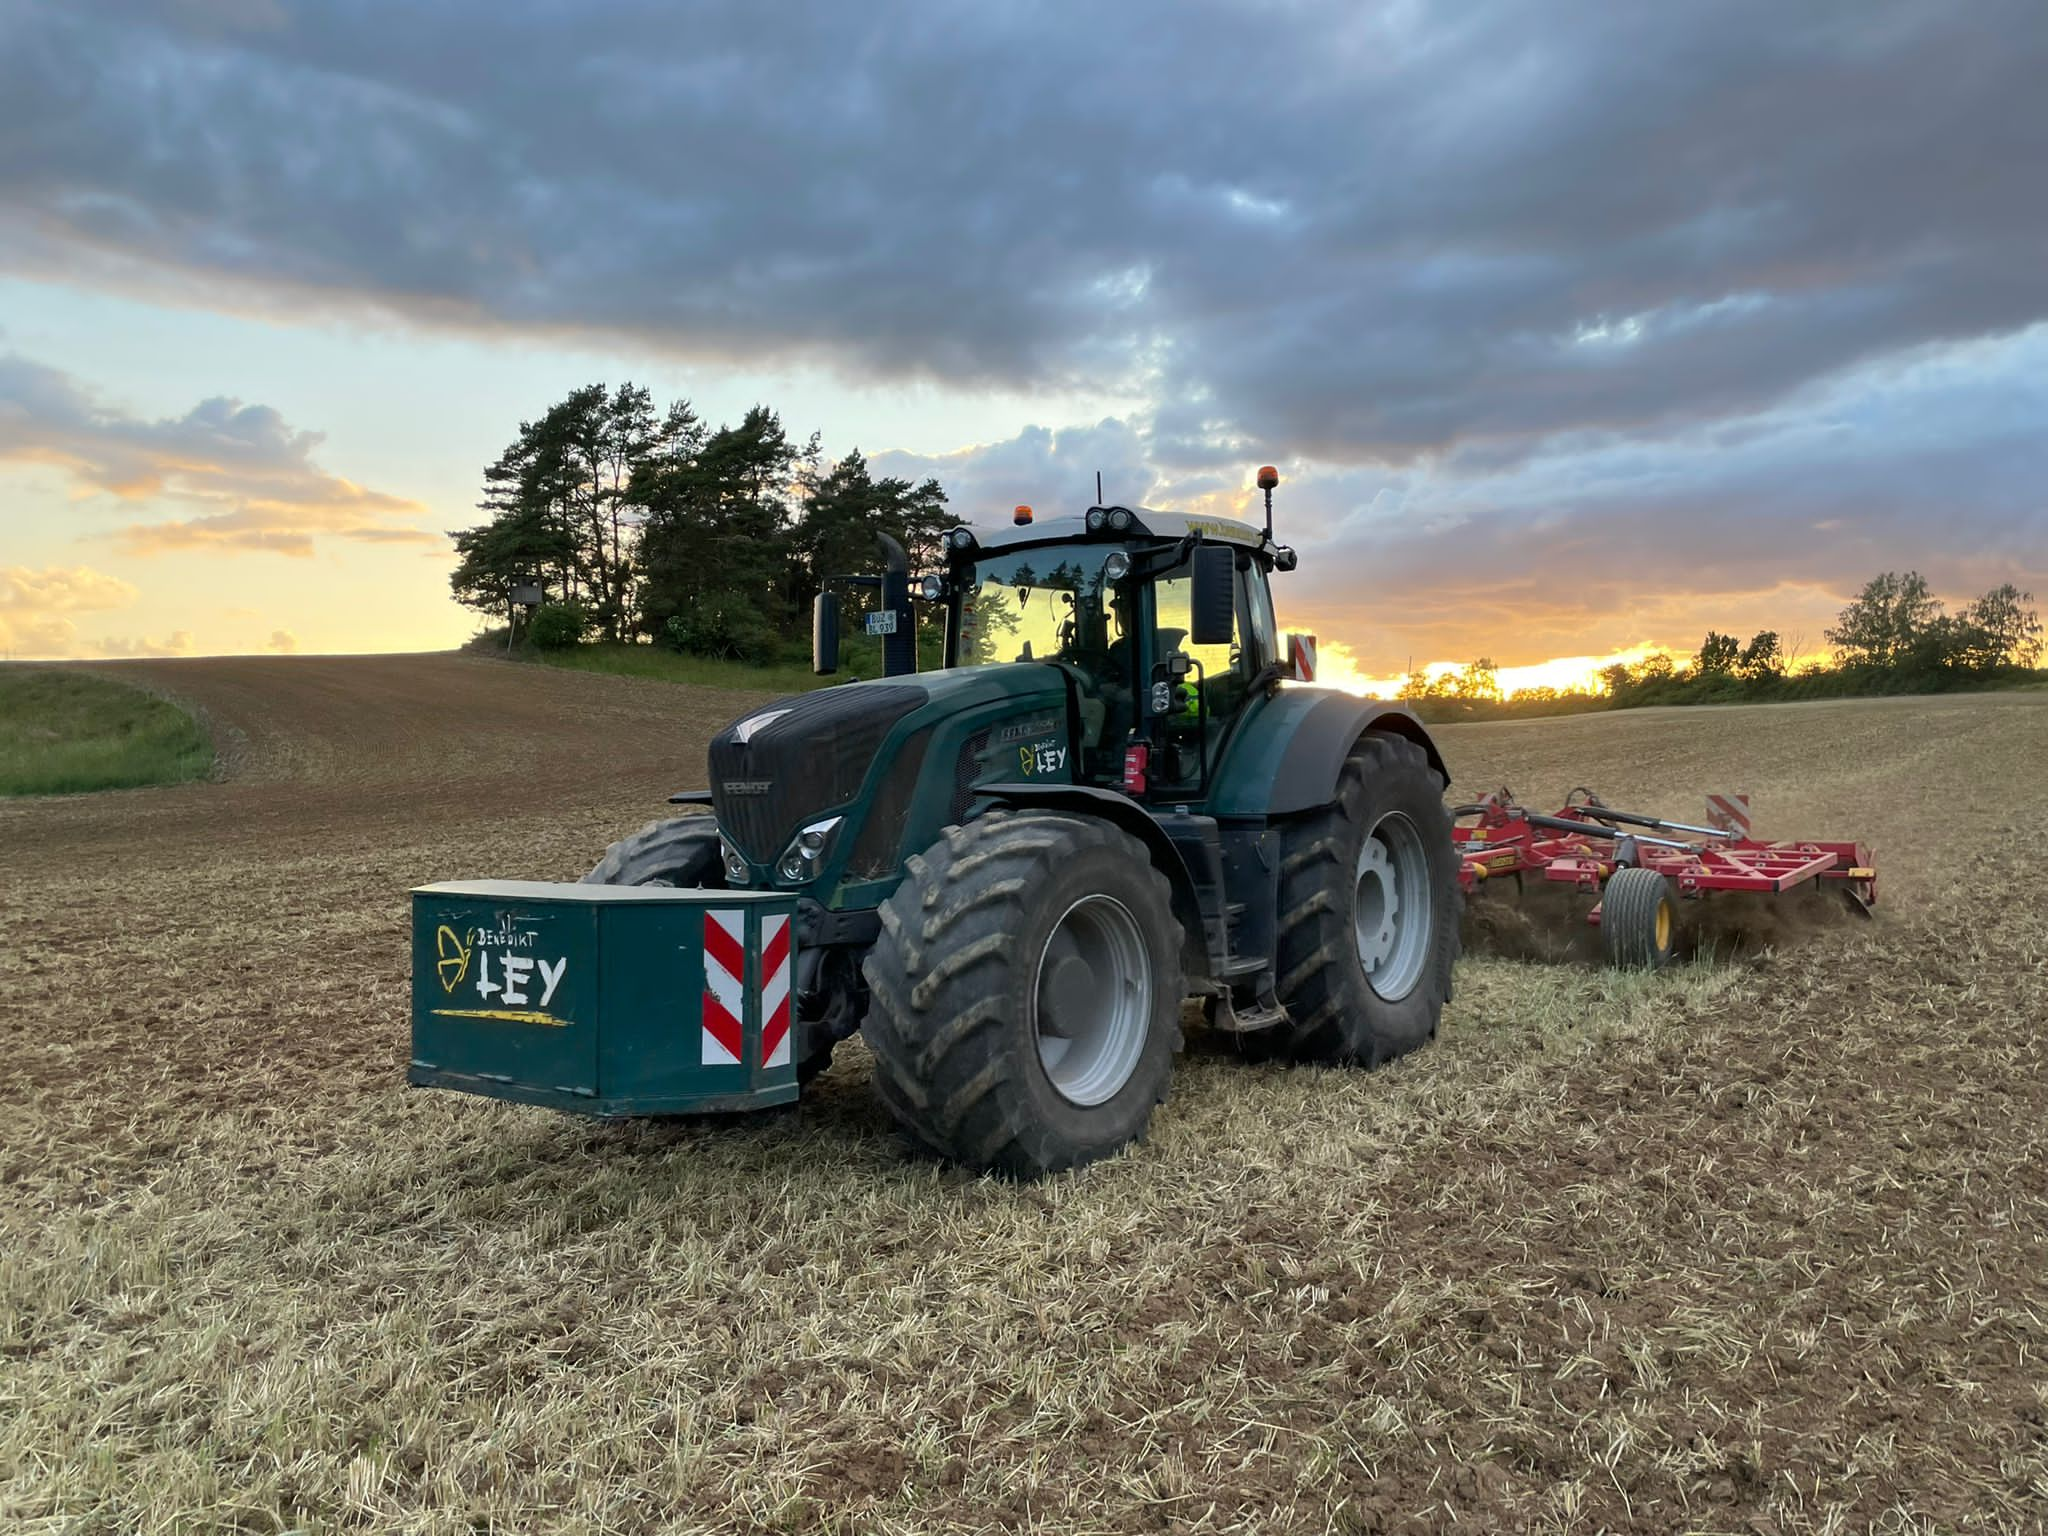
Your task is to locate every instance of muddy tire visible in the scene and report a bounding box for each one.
[1602,866,1679,969]
[581,815,725,889]
[1262,731,1461,1066]
[863,811,1184,1178]
[581,816,839,1083]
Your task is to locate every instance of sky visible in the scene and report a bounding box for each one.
[2,0,2043,688]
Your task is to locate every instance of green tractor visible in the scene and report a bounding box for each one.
[586,472,1461,1176]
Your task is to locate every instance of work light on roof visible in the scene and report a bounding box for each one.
[1108,507,1134,531]
[1086,507,1107,531]
[945,527,975,552]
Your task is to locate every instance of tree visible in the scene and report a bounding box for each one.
[1694,631,1741,677]
[447,496,577,620]
[792,450,952,605]
[1826,571,1940,671]
[1635,652,1676,683]
[1452,658,1501,702]
[450,382,676,642]
[636,406,806,658]
[1738,630,1784,682]
[1961,584,2043,669]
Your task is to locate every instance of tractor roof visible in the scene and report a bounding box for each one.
[964,507,1266,554]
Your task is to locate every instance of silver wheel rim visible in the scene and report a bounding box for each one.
[1033,894,1152,1107]
[1355,812,1434,1002]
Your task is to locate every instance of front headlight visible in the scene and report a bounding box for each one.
[720,836,749,884]
[775,816,844,883]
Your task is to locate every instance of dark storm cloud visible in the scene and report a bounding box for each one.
[5,0,2045,464]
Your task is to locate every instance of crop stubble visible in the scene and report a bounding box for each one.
[2,657,2044,1533]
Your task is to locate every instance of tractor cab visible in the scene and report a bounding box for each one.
[930,504,1298,801]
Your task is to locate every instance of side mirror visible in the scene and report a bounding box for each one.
[1189,544,1235,646]
[812,591,841,674]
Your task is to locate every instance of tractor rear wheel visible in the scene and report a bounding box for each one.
[863,811,1184,1178]
[1263,731,1461,1066]
[1601,866,1679,968]
[581,815,846,1080]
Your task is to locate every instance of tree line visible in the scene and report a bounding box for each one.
[448,383,952,660]
[1397,571,2042,721]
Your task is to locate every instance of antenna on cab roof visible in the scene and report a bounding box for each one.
[1096,470,1104,506]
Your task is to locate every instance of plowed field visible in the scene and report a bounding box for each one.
[4,655,2044,1534]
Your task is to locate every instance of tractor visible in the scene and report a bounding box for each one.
[579,471,1462,1176]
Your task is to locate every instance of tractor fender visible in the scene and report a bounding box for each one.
[1206,688,1450,819]
[968,782,1209,975]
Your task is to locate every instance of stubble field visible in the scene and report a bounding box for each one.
[3,654,2044,1534]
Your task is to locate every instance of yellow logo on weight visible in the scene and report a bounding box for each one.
[435,925,473,994]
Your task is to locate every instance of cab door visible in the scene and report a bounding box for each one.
[1142,551,1266,797]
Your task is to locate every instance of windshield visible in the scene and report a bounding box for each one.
[955,549,1130,669]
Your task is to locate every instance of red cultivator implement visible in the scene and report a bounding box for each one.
[1453,788,1876,967]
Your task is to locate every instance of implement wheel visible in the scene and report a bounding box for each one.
[863,811,1184,1178]
[1261,731,1461,1067]
[1602,866,1679,969]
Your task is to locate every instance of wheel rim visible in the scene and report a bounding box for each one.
[1033,894,1153,1107]
[1355,812,1435,1002]
[1655,899,1673,952]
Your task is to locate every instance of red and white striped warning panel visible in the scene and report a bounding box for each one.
[1289,632,1318,682]
[701,909,746,1066]
[1705,793,1752,839]
[760,913,793,1069]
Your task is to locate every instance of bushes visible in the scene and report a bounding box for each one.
[527,601,590,650]
[659,594,783,663]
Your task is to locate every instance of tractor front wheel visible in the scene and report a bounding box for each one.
[582,814,725,888]
[863,811,1184,1177]
[1601,866,1679,968]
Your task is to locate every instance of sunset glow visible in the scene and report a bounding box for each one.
[1310,640,1668,700]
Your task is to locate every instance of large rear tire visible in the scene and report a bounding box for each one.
[863,811,1185,1177]
[1264,731,1461,1065]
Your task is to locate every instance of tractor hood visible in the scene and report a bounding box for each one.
[708,666,1070,889]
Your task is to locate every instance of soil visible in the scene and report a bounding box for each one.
[3,656,2044,1534]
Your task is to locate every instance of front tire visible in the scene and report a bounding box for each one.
[863,811,1185,1177]
[1265,731,1461,1065]
[581,815,724,888]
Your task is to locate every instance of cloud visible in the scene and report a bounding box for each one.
[97,630,196,658]
[267,627,297,652]
[878,326,2048,670]
[0,564,139,655]
[0,353,435,556]
[873,418,1160,524]
[2,1,2042,461]
[2,1,2042,668]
